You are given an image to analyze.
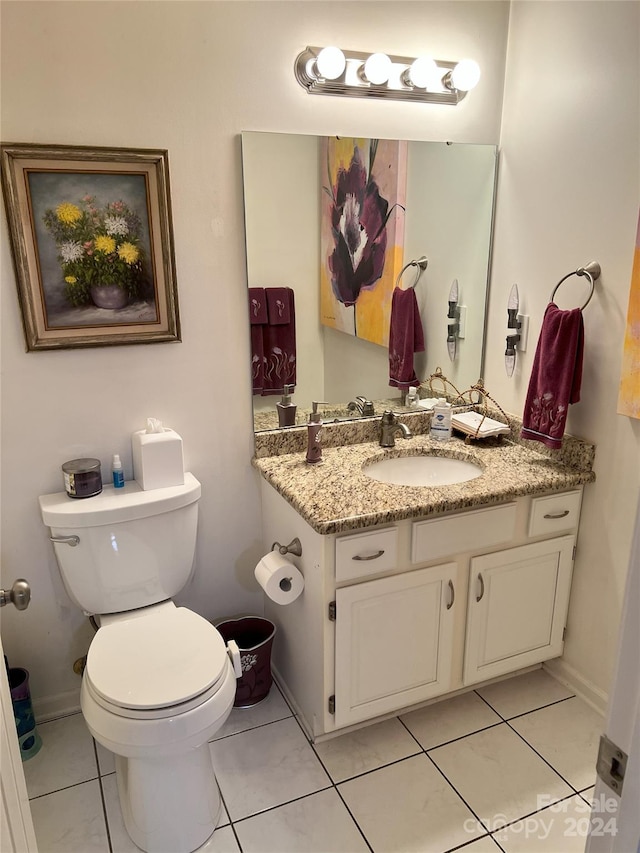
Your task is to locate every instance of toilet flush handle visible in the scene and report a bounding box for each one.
[226,640,242,678]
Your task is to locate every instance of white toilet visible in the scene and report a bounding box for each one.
[39,473,241,853]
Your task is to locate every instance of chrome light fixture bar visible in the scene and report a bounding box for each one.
[294,46,480,106]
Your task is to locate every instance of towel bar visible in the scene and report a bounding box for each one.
[550,261,601,310]
[396,256,428,290]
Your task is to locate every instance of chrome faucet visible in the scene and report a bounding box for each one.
[379,411,412,447]
[347,396,375,417]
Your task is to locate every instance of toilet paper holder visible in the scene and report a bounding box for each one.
[271,537,303,557]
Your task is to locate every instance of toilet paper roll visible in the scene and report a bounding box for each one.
[254,551,304,605]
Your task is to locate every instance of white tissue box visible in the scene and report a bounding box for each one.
[132,428,185,490]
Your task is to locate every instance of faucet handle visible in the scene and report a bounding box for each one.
[381,410,398,424]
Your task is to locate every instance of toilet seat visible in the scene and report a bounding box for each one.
[86,606,229,716]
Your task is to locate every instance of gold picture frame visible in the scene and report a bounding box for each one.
[1,143,180,350]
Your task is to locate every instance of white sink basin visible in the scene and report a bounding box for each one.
[363,454,483,487]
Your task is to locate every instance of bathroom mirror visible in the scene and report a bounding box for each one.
[241,131,497,432]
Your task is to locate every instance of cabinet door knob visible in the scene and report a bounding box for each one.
[543,510,570,519]
[476,573,485,602]
[352,549,385,561]
[446,579,455,610]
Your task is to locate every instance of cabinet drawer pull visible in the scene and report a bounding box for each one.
[543,510,570,519]
[447,579,455,610]
[476,573,485,602]
[352,549,385,562]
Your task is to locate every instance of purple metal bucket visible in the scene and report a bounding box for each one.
[216,617,276,707]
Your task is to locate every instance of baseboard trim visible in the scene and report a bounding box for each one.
[543,659,608,716]
[33,688,81,722]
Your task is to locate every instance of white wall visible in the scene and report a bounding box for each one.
[485,1,640,704]
[0,1,509,713]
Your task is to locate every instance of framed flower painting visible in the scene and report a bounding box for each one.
[1,143,180,350]
[320,136,407,347]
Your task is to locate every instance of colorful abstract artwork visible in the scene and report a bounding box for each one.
[320,137,407,347]
[618,210,640,418]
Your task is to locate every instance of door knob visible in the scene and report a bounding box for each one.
[0,578,31,610]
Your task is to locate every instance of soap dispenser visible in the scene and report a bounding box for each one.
[277,384,297,427]
[306,402,325,464]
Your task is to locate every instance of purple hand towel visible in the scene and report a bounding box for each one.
[262,288,296,395]
[388,287,425,390]
[521,302,584,449]
[266,287,290,325]
[251,325,264,394]
[248,288,268,324]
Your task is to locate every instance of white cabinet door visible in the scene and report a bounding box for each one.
[464,535,575,685]
[334,563,458,728]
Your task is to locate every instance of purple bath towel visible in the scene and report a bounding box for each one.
[521,302,584,449]
[388,287,425,390]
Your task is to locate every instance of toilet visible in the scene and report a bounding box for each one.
[39,473,241,853]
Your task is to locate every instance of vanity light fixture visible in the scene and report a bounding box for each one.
[295,46,480,105]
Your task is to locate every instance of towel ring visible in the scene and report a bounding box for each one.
[396,256,428,290]
[550,261,601,311]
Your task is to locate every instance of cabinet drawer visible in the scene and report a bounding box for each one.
[412,503,517,564]
[335,527,398,582]
[529,490,582,537]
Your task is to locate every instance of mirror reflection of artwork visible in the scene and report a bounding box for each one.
[618,210,640,419]
[320,137,407,347]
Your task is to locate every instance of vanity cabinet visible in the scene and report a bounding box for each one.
[463,535,575,685]
[334,562,458,728]
[259,479,583,740]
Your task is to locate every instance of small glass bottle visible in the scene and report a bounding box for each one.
[112,454,125,488]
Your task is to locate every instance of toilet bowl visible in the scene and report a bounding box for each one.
[38,475,242,853]
[81,602,238,853]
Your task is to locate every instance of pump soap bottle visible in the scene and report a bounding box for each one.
[277,384,297,428]
[306,402,325,464]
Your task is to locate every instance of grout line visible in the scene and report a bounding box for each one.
[473,688,576,722]
[230,783,335,826]
[503,716,588,795]
[423,749,495,839]
[485,787,591,839]
[28,775,100,801]
[92,740,113,853]
[209,712,293,743]
[503,694,577,722]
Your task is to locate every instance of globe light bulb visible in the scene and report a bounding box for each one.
[407,56,438,89]
[450,59,481,92]
[315,46,346,80]
[363,52,392,85]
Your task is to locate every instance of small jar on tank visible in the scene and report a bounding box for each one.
[62,458,102,499]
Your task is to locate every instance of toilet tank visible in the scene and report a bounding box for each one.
[39,473,201,615]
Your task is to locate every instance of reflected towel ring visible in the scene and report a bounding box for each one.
[550,261,601,311]
[396,256,428,290]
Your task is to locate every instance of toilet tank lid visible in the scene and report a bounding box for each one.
[39,472,201,528]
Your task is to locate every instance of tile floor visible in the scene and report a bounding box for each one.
[24,668,604,853]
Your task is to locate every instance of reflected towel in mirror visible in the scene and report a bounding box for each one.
[388,287,425,389]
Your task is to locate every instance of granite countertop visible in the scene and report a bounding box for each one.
[253,431,596,535]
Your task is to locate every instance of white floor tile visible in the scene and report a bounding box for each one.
[494,793,591,853]
[30,779,109,852]
[339,753,483,853]
[509,697,603,790]
[234,787,369,852]
[460,836,503,852]
[430,723,573,827]
[211,684,292,740]
[314,717,421,782]
[209,717,330,821]
[401,691,502,750]
[198,825,241,853]
[476,670,574,719]
[24,713,98,798]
